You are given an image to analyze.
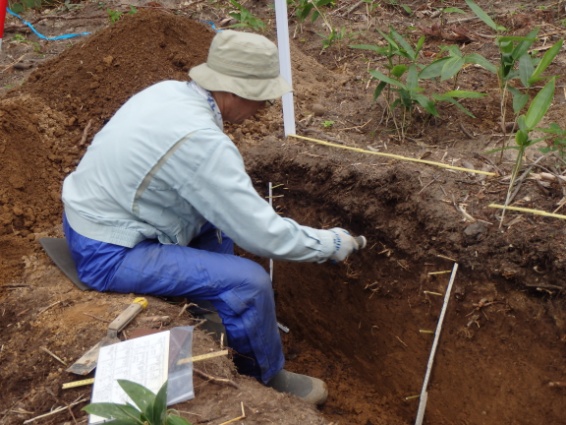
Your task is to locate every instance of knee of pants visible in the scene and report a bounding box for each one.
[220,260,274,316]
[245,261,272,293]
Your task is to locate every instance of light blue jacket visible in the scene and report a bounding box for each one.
[62,81,336,262]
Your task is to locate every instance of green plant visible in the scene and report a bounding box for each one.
[107,8,123,23]
[322,120,335,128]
[318,26,352,51]
[351,27,484,141]
[540,123,566,156]
[384,0,412,16]
[83,380,191,425]
[465,0,563,161]
[228,0,265,32]
[11,33,27,43]
[360,0,380,13]
[63,0,83,11]
[8,0,42,14]
[9,33,42,53]
[291,0,335,24]
[426,44,496,90]
[499,77,556,224]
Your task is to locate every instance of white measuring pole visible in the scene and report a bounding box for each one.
[268,182,274,281]
[268,181,290,334]
[274,0,296,136]
[415,262,459,425]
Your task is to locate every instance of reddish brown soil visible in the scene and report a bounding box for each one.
[1,1,566,424]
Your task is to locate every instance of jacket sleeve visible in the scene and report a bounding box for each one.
[163,129,336,262]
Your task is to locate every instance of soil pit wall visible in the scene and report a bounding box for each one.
[245,147,566,425]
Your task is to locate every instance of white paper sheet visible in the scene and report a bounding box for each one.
[88,331,170,424]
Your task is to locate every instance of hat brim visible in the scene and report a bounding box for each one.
[189,63,292,101]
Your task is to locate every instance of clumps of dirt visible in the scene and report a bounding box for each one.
[19,9,214,128]
[0,9,214,284]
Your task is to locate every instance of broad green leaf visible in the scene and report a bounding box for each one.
[83,403,141,421]
[465,0,505,31]
[398,89,413,109]
[529,39,563,84]
[517,114,527,131]
[349,44,386,54]
[297,4,313,21]
[441,56,465,81]
[524,77,555,130]
[105,419,143,425]
[374,81,388,99]
[464,53,497,74]
[391,64,408,78]
[146,381,168,425]
[497,38,514,54]
[498,34,537,44]
[443,7,466,14]
[415,36,425,56]
[419,57,450,79]
[540,122,564,135]
[442,44,462,56]
[117,380,157,413]
[378,29,399,52]
[432,95,476,118]
[518,54,534,87]
[515,129,529,146]
[508,86,529,115]
[414,93,438,116]
[405,65,419,91]
[369,69,406,88]
[391,28,416,60]
[310,10,321,23]
[510,29,539,61]
[167,415,192,425]
[440,90,485,99]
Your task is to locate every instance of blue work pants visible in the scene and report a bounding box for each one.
[63,216,284,383]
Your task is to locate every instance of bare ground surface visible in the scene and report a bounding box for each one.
[1,1,566,424]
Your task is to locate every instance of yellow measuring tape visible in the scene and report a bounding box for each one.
[62,378,95,389]
[289,134,497,176]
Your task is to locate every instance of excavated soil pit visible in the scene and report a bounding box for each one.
[245,148,566,425]
[1,4,566,425]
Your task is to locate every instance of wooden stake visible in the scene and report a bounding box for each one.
[40,346,67,366]
[22,396,87,423]
[218,402,246,425]
[193,368,239,389]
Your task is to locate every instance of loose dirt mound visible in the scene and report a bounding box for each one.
[2,2,566,425]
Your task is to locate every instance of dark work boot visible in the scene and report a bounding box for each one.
[267,369,328,405]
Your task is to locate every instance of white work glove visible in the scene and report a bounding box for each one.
[329,228,360,262]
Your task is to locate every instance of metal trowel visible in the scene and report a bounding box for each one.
[67,297,148,375]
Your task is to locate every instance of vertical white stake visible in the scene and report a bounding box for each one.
[415,262,459,425]
[274,0,296,136]
[269,181,290,334]
[268,182,274,282]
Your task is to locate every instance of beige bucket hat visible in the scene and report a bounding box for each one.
[189,30,292,101]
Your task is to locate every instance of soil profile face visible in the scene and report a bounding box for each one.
[1,2,566,425]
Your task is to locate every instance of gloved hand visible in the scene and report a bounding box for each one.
[329,228,361,262]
